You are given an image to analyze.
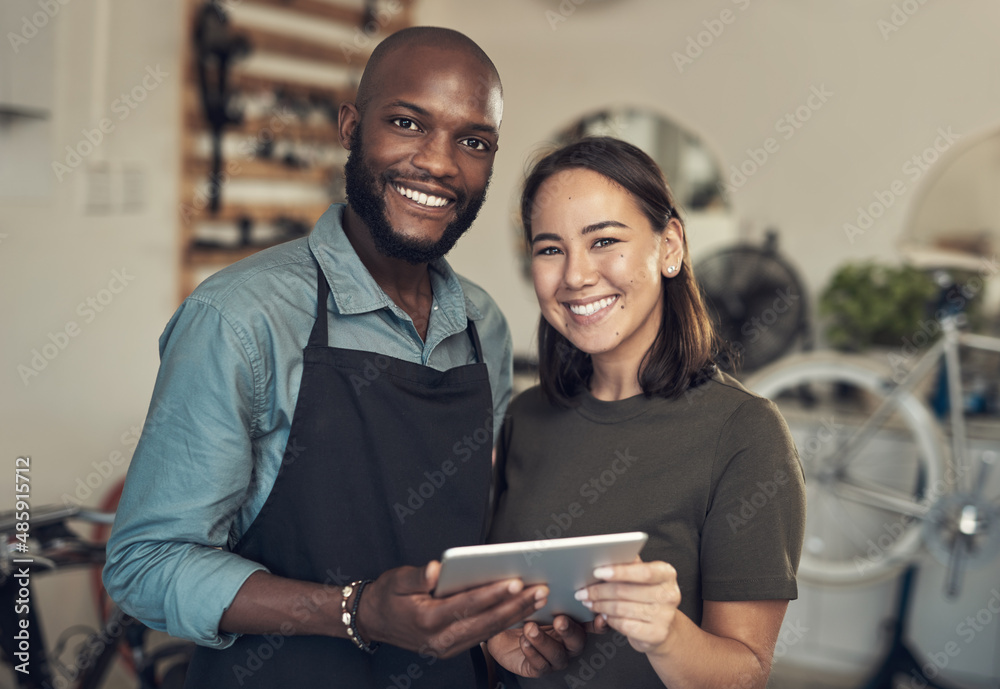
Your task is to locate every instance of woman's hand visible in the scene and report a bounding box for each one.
[486,616,586,677]
[574,558,681,654]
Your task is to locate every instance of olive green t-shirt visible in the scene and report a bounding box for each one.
[489,372,805,688]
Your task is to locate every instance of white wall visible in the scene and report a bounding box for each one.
[2,0,999,685]
[1,1,183,682]
[416,0,1000,357]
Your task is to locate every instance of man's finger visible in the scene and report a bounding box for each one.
[521,622,571,670]
[429,584,546,651]
[552,615,587,656]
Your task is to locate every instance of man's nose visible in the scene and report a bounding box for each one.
[412,133,460,179]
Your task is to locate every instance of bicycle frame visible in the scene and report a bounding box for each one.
[826,314,1000,517]
[0,507,191,689]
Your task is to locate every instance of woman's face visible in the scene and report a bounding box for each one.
[529,168,683,370]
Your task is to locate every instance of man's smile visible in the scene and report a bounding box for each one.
[391,182,454,209]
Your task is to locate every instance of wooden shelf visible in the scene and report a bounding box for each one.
[237,25,356,67]
[241,0,366,25]
[186,241,305,266]
[178,0,412,300]
[240,0,415,29]
[183,109,341,143]
[185,202,331,224]
[183,155,336,183]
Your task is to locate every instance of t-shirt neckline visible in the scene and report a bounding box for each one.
[576,390,655,424]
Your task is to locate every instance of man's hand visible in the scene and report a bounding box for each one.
[486,616,586,677]
[357,561,548,659]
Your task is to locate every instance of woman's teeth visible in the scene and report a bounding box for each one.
[569,296,617,316]
[393,184,450,208]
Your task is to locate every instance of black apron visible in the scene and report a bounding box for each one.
[186,265,494,688]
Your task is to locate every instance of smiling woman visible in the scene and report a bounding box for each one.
[485,137,806,689]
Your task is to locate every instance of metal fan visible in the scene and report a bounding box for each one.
[695,231,810,375]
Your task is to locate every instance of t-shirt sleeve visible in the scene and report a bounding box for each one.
[700,396,805,601]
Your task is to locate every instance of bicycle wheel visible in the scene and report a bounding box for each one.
[745,352,949,585]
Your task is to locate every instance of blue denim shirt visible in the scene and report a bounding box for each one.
[103,204,513,648]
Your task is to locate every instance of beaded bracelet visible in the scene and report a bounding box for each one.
[341,579,379,654]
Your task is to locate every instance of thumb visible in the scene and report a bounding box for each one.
[424,560,441,591]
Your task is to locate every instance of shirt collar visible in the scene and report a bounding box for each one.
[307,204,483,325]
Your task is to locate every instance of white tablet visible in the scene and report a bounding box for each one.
[433,532,648,625]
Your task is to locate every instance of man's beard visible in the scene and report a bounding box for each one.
[344,125,490,265]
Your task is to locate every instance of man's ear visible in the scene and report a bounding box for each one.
[338,102,360,150]
[660,218,685,278]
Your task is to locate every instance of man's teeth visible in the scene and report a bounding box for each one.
[393,184,450,208]
[569,297,617,316]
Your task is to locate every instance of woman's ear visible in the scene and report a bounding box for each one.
[660,218,685,278]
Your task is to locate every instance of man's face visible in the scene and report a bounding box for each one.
[340,45,503,264]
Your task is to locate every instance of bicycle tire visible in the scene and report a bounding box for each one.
[745,352,949,585]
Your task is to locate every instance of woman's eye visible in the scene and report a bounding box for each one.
[392,118,419,131]
[534,246,561,257]
[594,238,619,248]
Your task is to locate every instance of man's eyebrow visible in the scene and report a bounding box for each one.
[384,100,429,117]
[382,100,499,137]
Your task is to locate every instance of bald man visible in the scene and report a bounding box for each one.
[104,28,569,688]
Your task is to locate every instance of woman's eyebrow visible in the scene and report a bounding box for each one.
[531,220,630,244]
[581,220,629,234]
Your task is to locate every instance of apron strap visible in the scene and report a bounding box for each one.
[308,266,330,348]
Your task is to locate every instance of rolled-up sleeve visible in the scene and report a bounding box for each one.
[103,297,268,648]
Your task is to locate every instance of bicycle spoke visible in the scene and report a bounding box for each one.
[814,487,876,554]
[831,478,929,519]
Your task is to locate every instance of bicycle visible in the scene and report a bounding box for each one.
[0,504,192,689]
[745,269,1000,596]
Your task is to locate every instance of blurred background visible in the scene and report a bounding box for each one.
[2,0,999,687]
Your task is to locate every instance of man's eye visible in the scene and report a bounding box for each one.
[392,118,419,131]
[461,138,490,151]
